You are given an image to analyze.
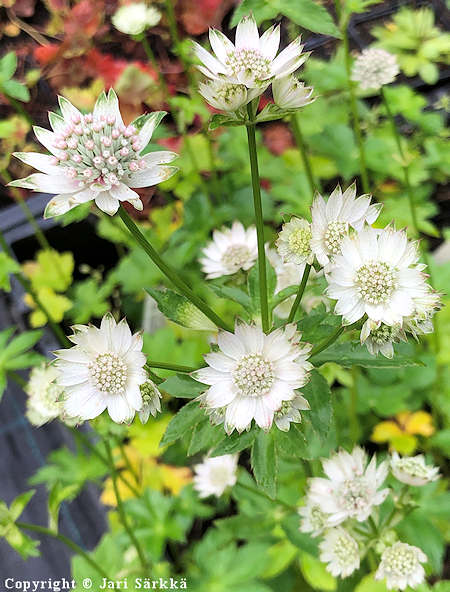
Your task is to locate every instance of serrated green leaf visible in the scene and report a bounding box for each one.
[250,430,277,498]
[160,374,206,399]
[1,79,30,102]
[301,370,332,438]
[211,428,257,456]
[312,343,422,368]
[160,400,205,446]
[209,113,245,131]
[187,419,225,456]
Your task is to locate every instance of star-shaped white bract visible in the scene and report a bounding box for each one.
[192,14,308,90]
[10,89,178,218]
[193,454,238,498]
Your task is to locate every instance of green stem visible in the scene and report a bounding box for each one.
[310,325,345,357]
[139,34,169,96]
[290,115,316,200]
[350,366,360,443]
[145,360,198,373]
[287,264,311,323]
[236,480,297,512]
[245,104,269,333]
[7,97,32,125]
[118,206,230,331]
[16,521,109,579]
[342,21,370,194]
[118,439,140,484]
[147,368,164,384]
[0,229,70,347]
[104,440,150,572]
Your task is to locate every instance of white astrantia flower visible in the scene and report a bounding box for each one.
[308,447,389,525]
[298,500,328,537]
[25,363,65,427]
[390,452,440,486]
[351,48,399,91]
[112,3,161,36]
[10,89,178,218]
[193,322,313,434]
[360,319,407,359]
[276,217,314,266]
[53,313,147,424]
[139,379,162,424]
[200,221,258,279]
[310,183,381,267]
[274,393,310,431]
[198,80,263,112]
[192,13,309,90]
[193,454,238,498]
[404,288,442,339]
[375,542,427,590]
[272,75,314,110]
[326,226,430,326]
[319,528,361,578]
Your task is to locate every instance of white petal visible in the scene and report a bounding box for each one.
[13,152,60,175]
[10,173,79,194]
[110,182,141,203]
[209,29,235,63]
[94,192,120,215]
[259,25,280,60]
[127,165,178,188]
[217,331,245,360]
[137,111,166,149]
[107,394,134,423]
[235,14,260,50]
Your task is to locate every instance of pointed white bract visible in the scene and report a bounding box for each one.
[192,14,308,90]
[193,454,238,498]
[200,221,258,279]
[272,75,314,110]
[390,452,440,486]
[298,501,328,537]
[10,90,178,218]
[326,226,430,326]
[53,313,147,424]
[193,322,312,434]
[319,528,361,578]
[198,80,262,112]
[360,319,406,359]
[276,217,314,266]
[310,183,381,267]
[274,393,310,431]
[375,542,427,590]
[404,288,441,339]
[308,447,389,525]
[352,48,399,91]
[139,379,162,424]
[25,363,65,427]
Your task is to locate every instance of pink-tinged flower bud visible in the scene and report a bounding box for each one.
[108,156,118,166]
[106,115,116,125]
[138,159,146,169]
[108,173,118,185]
[59,152,69,161]
[129,161,139,171]
[71,114,81,124]
[132,142,141,152]
[93,156,103,166]
[67,138,78,149]
[112,129,120,139]
[66,167,77,178]
[50,156,59,165]
[85,139,95,150]
[124,126,134,137]
[56,140,67,150]
[72,154,82,163]
[121,139,128,146]
[120,147,129,157]
[85,114,93,123]
[74,125,83,135]
[92,121,103,132]
[83,169,93,177]
[101,136,112,147]
[102,150,111,158]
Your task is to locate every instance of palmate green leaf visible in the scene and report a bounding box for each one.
[0,328,43,401]
[301,370,332,437]
[0,252,20,292]
[146,287,217,331]
[69,278,113,324]
[311,343,423,368]
[160,373,206,399]
[250,430,277,498]
[1,79,30,102]
[209,113,245,131]
[211,428,257,456]
[160,400,205,446]
[209,283,252,313]
[0,490,40,560]
[281,514,318,556]
[187,418,225,456]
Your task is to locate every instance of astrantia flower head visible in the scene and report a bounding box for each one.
[193,454,238,498]
[272,75,314,110]
[54,313,146,424]
[310,183,381,267]
[192,14,308,90]
[25,363,65,427]
[276,217,314,265]
[11,90,178,218]
[319,528,361,578]
[390,452,440,486]
[200,221,258,279]
[112,3,161,36]
[352,48,399,91]
[298,500,328,537]
[193,322,312,434]
[198,80,263,112]
[139,379,162,424]
[360,319,406,359]
[375,542,427,590]
[327,226,430,326]
[405,289,442,339]
[274,393,310,431]
[309,446,389,524]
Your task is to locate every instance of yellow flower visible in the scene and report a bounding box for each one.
[371,410,435,455]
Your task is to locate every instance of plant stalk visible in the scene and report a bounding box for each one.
[145,360,198,373]
[287,264,311,323]
[245,103,269,333]
[118,206,230,331]
[290,115,316,200]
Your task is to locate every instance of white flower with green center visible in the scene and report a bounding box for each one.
[198,80,263,112]
[310,183,381,267]
[319,528,361,578]
[10,89,178,218]
[193,454,238,498]
[375,542,427,590]
[298,500,328,537]
[390,452,440,486]
[200,221,258,279]
[274,393,310,431]
[276,217,314,266]
[191,13,309,89]
[139,379,162,424]
[405,288,442,339]
[309,447,389,524]
[193,322,312,434]
[351,48,399,91]
[53,313,146,424]
[112,3,161,36]
[272,75,314,110]
[326,226,430,326]
[360,319,406,359]
[25,363,65,427]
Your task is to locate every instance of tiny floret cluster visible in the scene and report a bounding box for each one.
[112,3,161,36]
[276,217,314,266]
[319,528,361,578]
[11,90,178,218]
[375,542,427,590]
[53,313,146,424]
[272,75,314,110]
[25,363,65,427]
[193,454,238,498]
[193,322,312,434]
[390,452,440,486]
[351,47,400,91]
[139,380,162,424]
